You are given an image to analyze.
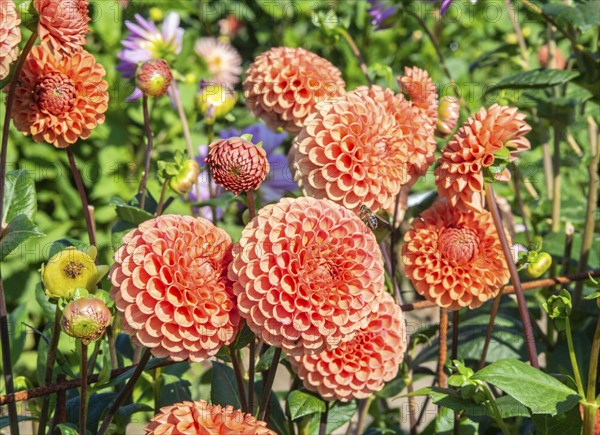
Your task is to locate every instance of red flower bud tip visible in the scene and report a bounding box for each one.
[60,297,111,345]
[136,59,173,97]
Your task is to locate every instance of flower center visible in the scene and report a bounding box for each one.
[64,262,85,279]
[35,72,77,115]
[438,227,479,265]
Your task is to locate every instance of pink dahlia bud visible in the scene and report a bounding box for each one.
[243,47,346,135]
[0,0,21,81]
[60,297,111,345]
[205,137,269,195]
[437,96,460,137]
[135,59,173,97]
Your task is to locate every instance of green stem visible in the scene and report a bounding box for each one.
[80,344,88,435]
[155,179,169,217]
[38,308,63,435]
[258,347,282,421]
[565,319,585,397]
[318,401,329,435]
[336,28,371,84]
[584,315,600,435]
[481,382,512,435]
[170,82,194,160]
[139,95,154,210]
[551,125,562,233]
[355,396,374,435]
[66,147,97,247]
[229,344,249,413]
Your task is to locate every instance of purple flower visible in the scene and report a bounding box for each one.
[367,0,398,30]
[440,0,454,15]
[117,12,183,101]
[220,124,299,203]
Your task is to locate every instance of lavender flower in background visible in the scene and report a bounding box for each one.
[117,12,183,101]
[367,0,398,30]
[440,0,454,15]
[220,123,298,203]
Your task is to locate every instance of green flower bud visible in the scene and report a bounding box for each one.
[543,289,572,332]
[169,159,200,195]
[136,59,173,98]
[60,297,111,345]
[41,247,107,300]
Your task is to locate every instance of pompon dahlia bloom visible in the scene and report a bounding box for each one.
[289,292,407,401]
[229,196,385,356]
[34,0,90,57]
[194,37,242,88]
[205,137,270,196]
[0,0,21,81]
[12,46,108,148]
[402,201,510,310]
[110,215,240,361]
[434,104,531,212]
[243,47,346,135]
[145,401,275,435]
[293,90,414,214]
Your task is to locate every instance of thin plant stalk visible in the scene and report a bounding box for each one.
[438,308,448,389]
[139,95,154,210]
[511,163,531,244]
[229,344,249,413]
[408,10,453,83]
[170,82,195,160]
[97,349,152,435]
[155,180,169,216]
[485,183,539,368]
[38,308,63,435]
[319,401,329,435]
[564,319,585,398]
[66,148,97,247]
[551,125,562,233]
[0,32,38,435]
[481,383,512,435]
[80,344,88,435]
[574,117,599,305]
[504,0,529,65]
[248,338,256,414]
[406,356,418,435]
[246,190,256,220]
[87,340,101,376]
[258,347,282,421]
[335,28,371,84]
[584,315,600,435]
[478,289,505,370]
[355,396,374,435]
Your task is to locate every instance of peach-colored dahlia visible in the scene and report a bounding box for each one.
[434,104,531,212]
[205,137,270,195]
[398,66,438,129]
[437,96,460,137]
[12,46,108,148]
[110,215,240,361]
[293,91,413,214]
[228,196,385,356]
[402,201,510,310]
[34,0,90,57]
[289,292,407,401]
[243,47,346,135]
[194,37,242,88]
[0,0,21,81]
[145,401,275,435]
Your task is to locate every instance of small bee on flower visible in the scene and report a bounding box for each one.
[359,205,379,230]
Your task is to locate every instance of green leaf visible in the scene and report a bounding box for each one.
[486,69,580,93]
[3,170,36,223]
[403,387,488,417]
[575,1,600,31]
[56,423,79,435]
[117,403,153,420]
[496,395,531,418]
[541,4,584,29]
[255,345,281,372]
[303,400,358,434]
[532,403,583,435]
[210,361,241,409]
[0,214,45,261]
[472,359,580,415]
[7,305,28,368]
[157,373,192,408]
[287,389,326,420]
[109,197,154,225]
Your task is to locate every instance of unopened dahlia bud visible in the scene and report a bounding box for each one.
[61,297,111,344]
[205,137,269,195]
[41,246,108,300]
[436,96,460,137]
[196,82,236,125]
[170,159,200,195]
[135,59,173,97]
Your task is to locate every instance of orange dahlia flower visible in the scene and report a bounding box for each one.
[289,292,407,401]
[145,401,275,435]
[12,46,108,148]
[205,137,269,195]
[243,47,346,135]
[34,0,90,57]
[110,215,240,361]
[228,196,385,356]
[0,0,21,81]
[398,66,438,129]
[293,90,414,214]
[434,104,531,212]
[402,201,510,310]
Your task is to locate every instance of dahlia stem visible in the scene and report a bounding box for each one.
[248,338,256,414]
[170,82,195,160]
[79,343,89,435]
[485,183,539,368]
[229,344,249,413]
[551,124,563,233]
[437,308,448,389]
[319,401,329,435]
[478,289,505,370]
[405,352,418,435]
[451,311,459,360]
[246,190,256,220]
[139,95,154,211]
[355,396,374,435]
[97,349,151,435]
[390,191,402,293]
[511,163,531,244]
[258,347,282,421]
[336,28,371,85]
[584,315,600,435]
[565,318,585,398]
[66,147,97,247]
[504,0,529,65]
[38,308,63,435]
[155,179,169,216]
[574,117,599,306]
[0,31,37,435]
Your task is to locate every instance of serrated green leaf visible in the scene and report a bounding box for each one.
[287,389,326,420]
[3,170,37,223]
[532,403,583,435]
[0,215,45,261]
[472,359,580,415]
[486,69,580,93]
